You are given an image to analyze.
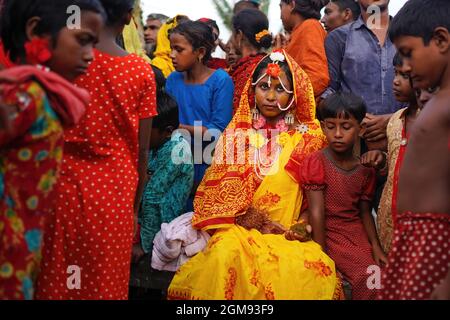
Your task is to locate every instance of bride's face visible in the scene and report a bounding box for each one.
[254,68,293,121]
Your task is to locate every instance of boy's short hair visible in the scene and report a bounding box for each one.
[319,92,367,123]
[393,52,403,67]
[389,0,450,45]
[234,0,260,14]
[332,0,361,20]
[153,92,180,131]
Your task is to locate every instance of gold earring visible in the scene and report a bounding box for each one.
[284,111,294,125]
[252,102,260,121]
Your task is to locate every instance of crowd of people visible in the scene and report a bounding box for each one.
[0,0,448,301]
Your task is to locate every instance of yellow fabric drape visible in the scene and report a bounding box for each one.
[122,2,151,63]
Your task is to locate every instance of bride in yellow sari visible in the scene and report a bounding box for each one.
[168,50,342,300]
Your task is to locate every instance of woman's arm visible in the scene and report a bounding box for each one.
[306,189,326,251]
[360,200,388,265]
[134,118,153,231]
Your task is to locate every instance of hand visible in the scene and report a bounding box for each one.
[372,244,388,266]
[430,276,450,300]
[285,224,312,242]
[361,114,391,142]
[260,221,287,235]
[360,150,386,170]
[131,243,145,264]
[272,33,287,49]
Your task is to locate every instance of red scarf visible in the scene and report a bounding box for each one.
[228,54,265,114]
[0,65,89,125]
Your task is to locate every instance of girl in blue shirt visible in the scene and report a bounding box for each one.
[166,21,234,210]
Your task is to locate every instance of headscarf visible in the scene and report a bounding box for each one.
[151,15,186,78]
[192,50,326,230]
[122,3,151,64]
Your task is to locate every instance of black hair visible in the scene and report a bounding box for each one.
[393,52,403,67]
[389,0,450,45]
[233,9,272,49]
[318,92,367,123]
[170,21,215,64]
[233,0,260,14]
[167,15,190,26]
[1,0,105,63]
[281,0,328,20]
[332,0,360,20]
[392,52,414,89]
[151,65,166,95]
[99,0,134,26]
[197,18,220,41]
[153,92,180,132]
[147,13,169,23]
[252,55,293,89]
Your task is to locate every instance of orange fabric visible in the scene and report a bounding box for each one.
[286,19,329,99]
[192,50,324,230]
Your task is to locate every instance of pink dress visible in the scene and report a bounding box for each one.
[299,149,378,300]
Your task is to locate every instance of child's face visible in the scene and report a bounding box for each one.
[395,34,449,90]
[169,33,201,72]
[254,68,293,121]
[321,2,346,33]
[225,39,239,67]
[46,11,102,81]
[393,65,414,103]
[415,87,438,108]
[321,114,361,154]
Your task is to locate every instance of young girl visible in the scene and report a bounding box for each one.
[168,51,342,300]
[36,0,157,300]
[0,0,104,299]
[299,92,388,300]
[166,21,234,211]
[228,9,271,113]
[361,53,424,254]
[133,92,194,258]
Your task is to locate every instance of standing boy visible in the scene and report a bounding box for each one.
[380,0,450,300]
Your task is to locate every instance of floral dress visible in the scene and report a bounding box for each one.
[0,81,63,300]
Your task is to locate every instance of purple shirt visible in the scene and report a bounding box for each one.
[322,16,404,115]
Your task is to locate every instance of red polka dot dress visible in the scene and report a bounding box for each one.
[35,50,157,300]
[299,149,379,300]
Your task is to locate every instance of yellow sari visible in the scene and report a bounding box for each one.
[168,51,342,300]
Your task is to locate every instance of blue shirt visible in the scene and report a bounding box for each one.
[166,69,234,183]
[322,16,404,115]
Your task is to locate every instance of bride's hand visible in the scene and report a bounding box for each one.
[260,221,286,235]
